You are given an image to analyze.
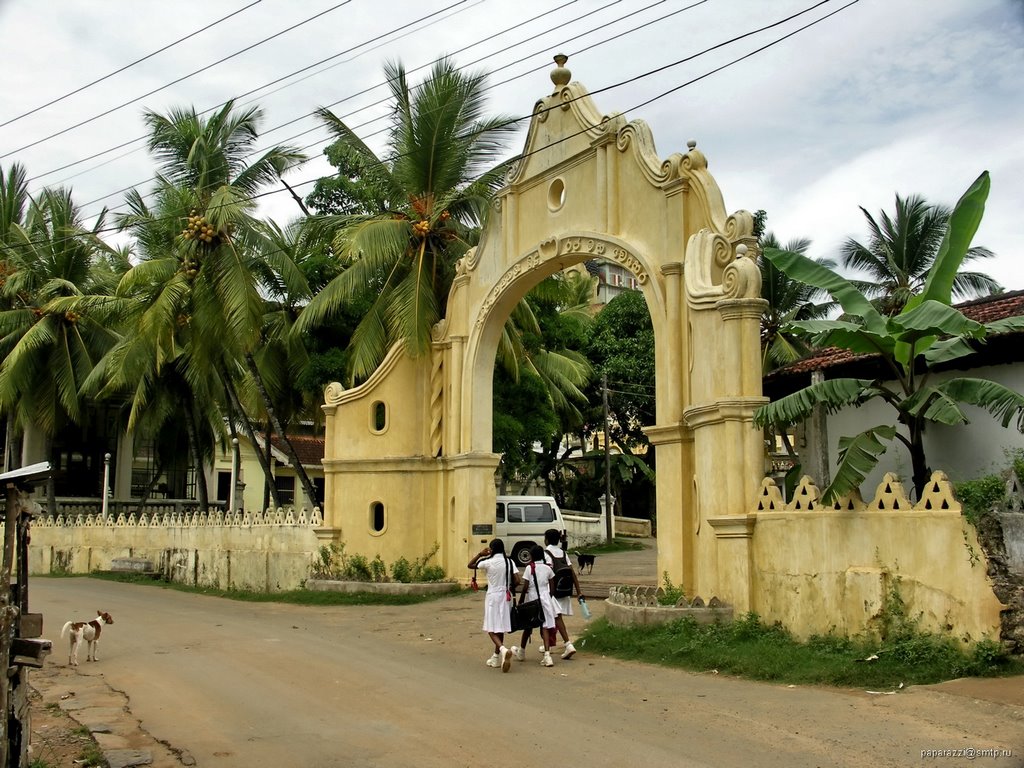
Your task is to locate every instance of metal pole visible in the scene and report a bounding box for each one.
[101,453,111,522]
[229,437,239,513]
[602,373,613,543]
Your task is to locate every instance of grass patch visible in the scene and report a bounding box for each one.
[580,614,1024,688]
[86,571,462,606]
[575,537,647,555]
[76,743,106,768]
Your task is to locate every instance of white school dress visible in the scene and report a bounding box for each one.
[477,554,519,633]
[520,561,557,630]
[544,544,574,617]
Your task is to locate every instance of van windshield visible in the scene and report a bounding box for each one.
[506,502,554,523]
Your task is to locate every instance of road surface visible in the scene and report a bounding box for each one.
[33,578,1024,768]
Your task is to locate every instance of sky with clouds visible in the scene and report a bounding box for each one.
[1,0,1021,289]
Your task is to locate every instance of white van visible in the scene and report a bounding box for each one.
[492,495,566,565]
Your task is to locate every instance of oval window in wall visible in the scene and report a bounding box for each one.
[370,501,386,533]
[371,400,388,433]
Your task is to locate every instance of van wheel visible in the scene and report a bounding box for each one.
[513,544,533,566]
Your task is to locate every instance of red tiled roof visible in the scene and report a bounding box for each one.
[767,290,1024,378]
[269,434,324,467]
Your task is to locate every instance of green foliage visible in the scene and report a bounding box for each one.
[757,171,1024,500]
[88,571,458,604]
[310,541,447,583]
[581,611,1023,687]
[659,572,686,606]
[956,474,1006,525]
[389,543,446,583]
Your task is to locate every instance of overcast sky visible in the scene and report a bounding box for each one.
[1,0,1021,289]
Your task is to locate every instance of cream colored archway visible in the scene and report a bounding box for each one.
[321,59,766,603]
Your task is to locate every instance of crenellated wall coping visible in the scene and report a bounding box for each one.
[26,507,325,529]
[752,470,961,516]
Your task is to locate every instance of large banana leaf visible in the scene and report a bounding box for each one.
[754,377,876,429]
[823,424,898,502]
[762,247,886,335]
[896,171,990,367]
[786,319,895,357]
[932,377,1024,431]
[888,300,985,345]
[910,171,991,310]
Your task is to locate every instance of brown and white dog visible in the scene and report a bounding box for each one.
[60,610,114,666]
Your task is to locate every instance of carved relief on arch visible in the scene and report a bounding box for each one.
[474,235,650,330]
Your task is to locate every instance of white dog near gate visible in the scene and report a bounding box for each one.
[61,610,114,666]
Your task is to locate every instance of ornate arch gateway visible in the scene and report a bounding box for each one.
[320,58,767,602]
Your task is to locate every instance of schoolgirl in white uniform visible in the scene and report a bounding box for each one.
[520,544,558,667]
[468,538,520,672]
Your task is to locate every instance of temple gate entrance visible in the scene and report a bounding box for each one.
[320,58,767,607]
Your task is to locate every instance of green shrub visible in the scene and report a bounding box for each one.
[369,555,387,583]
[390,557,413,583]
[341,554,372,582]
[658,572,686,606]
[956,474,1006,525]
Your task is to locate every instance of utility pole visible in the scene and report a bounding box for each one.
[602,374,613,543]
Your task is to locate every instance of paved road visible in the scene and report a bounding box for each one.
[32,577,1023,768]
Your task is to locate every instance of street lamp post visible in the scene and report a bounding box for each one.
[101,452,111,522]
[229,437,239,513]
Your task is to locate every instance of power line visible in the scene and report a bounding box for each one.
[0,1,264,130]
[0,0,355,160]
[76,0,659,213]
[34,0,483,189]
[5,0,858,254]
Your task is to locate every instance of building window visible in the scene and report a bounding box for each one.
[371,401,388,433]
[275,475,295,506]
[370,501,386,533]
[313,477,325,507]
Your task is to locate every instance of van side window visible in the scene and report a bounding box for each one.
[495,503,505,523]
[524,503,554,523]
[505,502,553,523]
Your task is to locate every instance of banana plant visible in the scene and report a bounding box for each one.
[755,171,1024,501]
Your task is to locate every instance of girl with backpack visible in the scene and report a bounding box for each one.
[468,539,520,672]
[512,545,558,667]
[543,527,583,660]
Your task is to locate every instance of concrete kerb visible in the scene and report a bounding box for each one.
[305,579,459,596]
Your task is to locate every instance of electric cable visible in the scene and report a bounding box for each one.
[75,0,664,212]
[32,0,482,187]
[3,0,858,255]
[0,0,356,160]
[0,1,264,130]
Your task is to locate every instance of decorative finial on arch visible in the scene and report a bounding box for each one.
[736,243,748,259]
[551,54,571,88]
[687,139,697,151]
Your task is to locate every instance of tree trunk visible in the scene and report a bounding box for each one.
[908,420,931,500]
[221,369,283,510]
[182,406,209,512]
[243,353,318,510]
[135,456,165,515]
[45,434,56,516]
[263,421,272,512]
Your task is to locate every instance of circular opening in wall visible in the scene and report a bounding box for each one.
[547,178,566,212]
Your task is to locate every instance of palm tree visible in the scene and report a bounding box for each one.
[840,192,1001,315]
[295,57,519,382]
[0,187,122,508]
[91,101,312,510]
[759,233,836,373]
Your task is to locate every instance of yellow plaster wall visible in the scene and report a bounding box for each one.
[25,509,322,592]
[741,473,1003,642]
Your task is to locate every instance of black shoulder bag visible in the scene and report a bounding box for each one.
[510,562,545,631]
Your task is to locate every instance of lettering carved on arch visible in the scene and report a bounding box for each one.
[558,236,649,285]
[475,236,648,329]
